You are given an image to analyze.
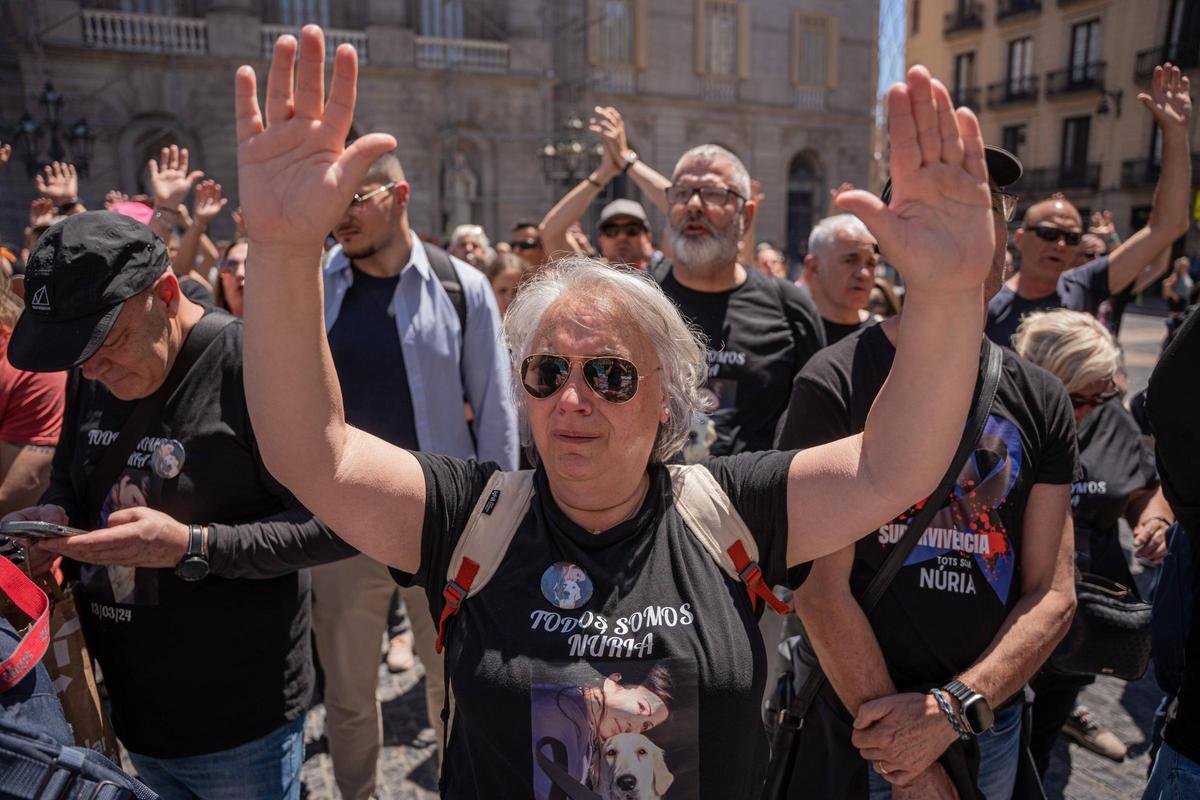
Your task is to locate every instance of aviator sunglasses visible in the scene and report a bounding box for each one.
[1031,225,1083,247]
[520,354,643,404]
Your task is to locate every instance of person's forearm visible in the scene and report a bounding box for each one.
[1133,248,1173,295]
[0,445,55,518]
[207,506,356,579]
[1109,130,1191,294]
[861,287,984,509]
[627,160,670,213]
[174,218,203,278]
[242,243,348,491]
[198,232,219,272]
[540,172,612,260]
[739,211,758,267]
[796,590,898,714]
[1128,485,1173,527]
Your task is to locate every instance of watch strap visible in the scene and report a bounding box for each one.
[621,151,639,173]
[186,524,204,558]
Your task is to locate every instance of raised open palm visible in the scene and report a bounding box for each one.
[149,145,203,208]
[235,27,395,250]
[834,67,992,295]
[1139,62,1192,132]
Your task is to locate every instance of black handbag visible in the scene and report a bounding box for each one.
[1049,572,1153,681]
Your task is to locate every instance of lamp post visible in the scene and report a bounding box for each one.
[10,82,95,178]
[539,114,604,184]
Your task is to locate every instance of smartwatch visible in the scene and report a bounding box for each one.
[621,151,640,173]
[175,524,210,582]
[942,678,994,735]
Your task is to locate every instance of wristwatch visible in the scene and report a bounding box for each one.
[621,150,640,173]
[942,678,994,735]
[175,524,210,582]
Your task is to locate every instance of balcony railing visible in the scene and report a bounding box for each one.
[996,0,1042,22]
[944,3,984,36]
[1045,62,1105,97]
[987,76,1039,107]
[1058,0,1102,6]
[952,86,982,111]
[81,9,208,55]
[1122,158,1160,189]
[261,25,368,63]
[1023,163,1101,192]
[1135,41,1200,81]
[416,36,509,73]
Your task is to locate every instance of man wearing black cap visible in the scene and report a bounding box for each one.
[986,62,1192,346]
[775,144,1079,799]
[2,211,353,799]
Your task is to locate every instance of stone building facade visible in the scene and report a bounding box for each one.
[1,0,876,268]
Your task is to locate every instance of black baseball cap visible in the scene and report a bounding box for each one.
[881,145,1023,204]
[8,211,169,373]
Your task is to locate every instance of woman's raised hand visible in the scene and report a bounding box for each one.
[834,66,993,295]
[235,26,396,252]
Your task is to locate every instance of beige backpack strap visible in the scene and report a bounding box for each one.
[668,464,790,615]
[435,469,535,652]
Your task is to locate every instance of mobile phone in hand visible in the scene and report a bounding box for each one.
[0,520,88,541]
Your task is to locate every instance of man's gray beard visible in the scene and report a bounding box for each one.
[667,217,742,277]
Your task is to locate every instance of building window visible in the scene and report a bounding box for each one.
[912,0,921,34]
[1007,36,1034,91]
[1069,19,1102,82]
[952,51,976,106]
[1061,116,1091,176]
[792,14,837,88]
[786,153,819,267]
[702,1,739,76]
[421,0,465,39]
[278,0,330,27]
[1002,124,1027,159]
[599,1,635,65]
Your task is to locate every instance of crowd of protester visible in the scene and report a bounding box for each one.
[0,26,1199,800]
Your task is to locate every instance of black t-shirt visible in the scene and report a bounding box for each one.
[43,316,314,758]
[1149,308,1200,761]
[822,316,879,347]
[327,266,419,449]
[986,256,1110,345]
[775,325,1077,797]
[394,451,808,799]
[655,264,825,456]
[1071,399,1157,584]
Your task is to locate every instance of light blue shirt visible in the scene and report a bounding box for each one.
[323,234,518,469]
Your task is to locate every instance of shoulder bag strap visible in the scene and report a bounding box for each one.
[82,313,236,525]
[425,243,467,340]
[762,340,1004,797]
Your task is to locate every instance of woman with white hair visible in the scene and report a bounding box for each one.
[236,28,995,797]
[1014,309,1174,772]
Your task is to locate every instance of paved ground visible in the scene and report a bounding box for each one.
[297,311,1176,799]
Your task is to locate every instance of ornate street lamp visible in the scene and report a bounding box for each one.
[540,114,604,184]
[9,82,94,178]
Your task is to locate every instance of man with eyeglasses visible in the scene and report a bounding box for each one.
[986,62,1193,347]
[319,152,518,800]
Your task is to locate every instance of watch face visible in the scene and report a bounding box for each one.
[963,696,995,735]
[176,558,209,582]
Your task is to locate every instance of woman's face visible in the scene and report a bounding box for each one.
[1069,374,1119,422]
[597,674,669,739]
[524,298,667,488]
[220,242,248,317]
[490,267,522,317]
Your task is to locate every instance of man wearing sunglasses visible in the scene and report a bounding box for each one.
[510,221,548,268]
[987,62,1193,347]
[320,152,518,800]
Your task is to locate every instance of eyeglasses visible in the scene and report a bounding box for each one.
[520,354,642,404]
[991,192,1018,223]
[1031,225,1083,247]
[665,185,745,208]
[219,257,245,273]
[600,222,647,238]
[350,181,397,206]
[1069,383,1121,409]
[511,237,543,251]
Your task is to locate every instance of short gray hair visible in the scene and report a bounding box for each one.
[808,214,874,259]
[450,224,489,249]
[502,257,708,464]
[673,145,751,201]
[1011,309,1123,394]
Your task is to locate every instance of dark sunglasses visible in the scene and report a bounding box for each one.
[520,354,641,404]
[511,237,543,251]
[600,222,647,238]
[1069,385,1121,409]
[1031,225,1082,247]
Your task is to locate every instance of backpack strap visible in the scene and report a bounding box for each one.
[435,469,536,653]
[667,464,790,615]
[425,242,467,340]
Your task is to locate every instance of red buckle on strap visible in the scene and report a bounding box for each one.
[726,541,790,615]
[435,558,480,654]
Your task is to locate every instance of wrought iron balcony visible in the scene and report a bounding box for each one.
[952,86,982,111]
[1121,159,1160,189]
[1045,62,1105,97]
[1135,41,1200,81]
[1022,163,1101,192]
[987,76,1039,107]
[996,0,1042,23]
[944,3,984,36]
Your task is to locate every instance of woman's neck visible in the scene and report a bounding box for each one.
[550,471,651,534]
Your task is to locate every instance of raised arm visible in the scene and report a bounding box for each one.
[1108,64,1192,295]
[237,27,425,572]
[592,106,671,213]
[539,138,622,260]
[785,67,991,567]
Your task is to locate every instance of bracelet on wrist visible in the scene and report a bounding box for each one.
[930,689,971,741]
[585,174,604,189]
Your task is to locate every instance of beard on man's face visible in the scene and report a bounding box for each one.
[667,212,742,276]
[341,229,395,261]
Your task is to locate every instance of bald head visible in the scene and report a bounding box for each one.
[1022,197,1082,231]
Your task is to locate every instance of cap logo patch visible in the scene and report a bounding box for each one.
[30,286,51,312]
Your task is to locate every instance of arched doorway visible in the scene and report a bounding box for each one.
[786,153,819,279]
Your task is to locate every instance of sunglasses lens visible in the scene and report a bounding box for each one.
[522,355,570,398]
[583,357,639,403]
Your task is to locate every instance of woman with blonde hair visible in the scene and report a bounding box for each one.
[1014,309,1174,771]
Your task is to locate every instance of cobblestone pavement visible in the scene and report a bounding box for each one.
[299,312,1175,799]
